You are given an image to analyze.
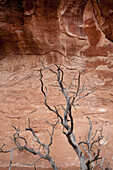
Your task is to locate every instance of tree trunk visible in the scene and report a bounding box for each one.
[79,155,87,170]
[68,133,87,170]
[48,157,58,170]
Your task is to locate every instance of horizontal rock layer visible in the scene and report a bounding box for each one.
[0,0,113,169]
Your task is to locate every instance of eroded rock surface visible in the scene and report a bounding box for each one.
[0,0,113,169]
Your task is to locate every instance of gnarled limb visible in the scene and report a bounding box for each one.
[39,64,96,170]
[39,63,110,170]
[0,119,59,170]
[78,117,109,169]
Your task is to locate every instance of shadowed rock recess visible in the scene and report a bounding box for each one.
[0,0,113,169]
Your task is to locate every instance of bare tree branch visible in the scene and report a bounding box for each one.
[0,118,58,170]
[39,64,110,170]
[0,143,19,170]
[78,116,110,169]
[0,63,111,170]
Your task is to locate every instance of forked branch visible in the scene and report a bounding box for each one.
[0,119,59,170]
[78,117,110,169]
[39,63,110,170]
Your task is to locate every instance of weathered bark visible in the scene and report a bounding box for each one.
[67,133,87,170]
[48,157,58,170]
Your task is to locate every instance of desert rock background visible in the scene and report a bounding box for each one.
[0,0,113,169]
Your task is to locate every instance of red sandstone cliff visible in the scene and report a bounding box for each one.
[0,0,113,169]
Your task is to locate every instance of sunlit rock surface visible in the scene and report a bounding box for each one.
[0,0,113,169]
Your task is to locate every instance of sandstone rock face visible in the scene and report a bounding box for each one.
[0,0,113,169]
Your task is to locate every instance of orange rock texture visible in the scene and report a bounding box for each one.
[0,0,113,169]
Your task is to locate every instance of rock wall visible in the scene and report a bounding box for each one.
[0,0,113,169]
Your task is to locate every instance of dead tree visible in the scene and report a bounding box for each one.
[0,64,111,170]
[0,118,59,170]
[39,63,110,170]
